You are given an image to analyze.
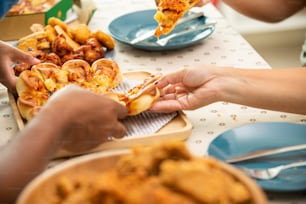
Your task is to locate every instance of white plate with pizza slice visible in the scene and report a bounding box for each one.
[108,9,216,51]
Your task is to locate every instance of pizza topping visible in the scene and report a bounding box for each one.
[17,93,49,121]
[92,58,122,90]
[62,59,94,83]
[17,70,46,95]
[154,0,201,37]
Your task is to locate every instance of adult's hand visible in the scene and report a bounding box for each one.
[42,85,128,152]
[150,66,220,112]
[0,41,39,94]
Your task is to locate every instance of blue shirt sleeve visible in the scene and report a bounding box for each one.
[0,0,19,19]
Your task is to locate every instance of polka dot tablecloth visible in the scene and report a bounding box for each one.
[1,0,306,203]
[87,1,306,152]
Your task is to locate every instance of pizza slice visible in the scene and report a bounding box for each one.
[16,70,51,121]
[31,62,68,92]
[61,59,95,85]
[105,74,162,116]
[16,69,49,97]
[154,0,201,37]
[92,58,123,91]
[17,93,49,121]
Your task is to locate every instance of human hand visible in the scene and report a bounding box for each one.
[42,85,128,152]
[195,0,211,7]
[150,66,220,112]
[0,41,40,94]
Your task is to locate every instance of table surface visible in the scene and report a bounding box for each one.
[1,0,306,203]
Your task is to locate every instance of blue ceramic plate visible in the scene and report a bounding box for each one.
[208,122,306,191]
[108,9,215,51]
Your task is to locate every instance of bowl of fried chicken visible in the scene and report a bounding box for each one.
[17,141,267,204]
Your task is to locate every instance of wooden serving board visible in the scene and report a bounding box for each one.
[9,71,193,159]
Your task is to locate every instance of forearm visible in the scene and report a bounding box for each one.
[0,106,69,203]
[222,0,306,22]
[217,67,306,114]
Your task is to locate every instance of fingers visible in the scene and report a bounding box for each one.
[0,60,17,93]
[6,43,40,65]
[114,102,128,119]
[24,55,41,66]
[15,50,40,65]
[155,70,183,86]
[1,41,40,65]
[150,100,182,112]
[110,122,127,139]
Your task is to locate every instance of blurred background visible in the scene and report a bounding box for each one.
[215,1,306,68]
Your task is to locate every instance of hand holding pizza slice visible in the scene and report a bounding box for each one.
[154,0,201,37]
[105,73,162,116]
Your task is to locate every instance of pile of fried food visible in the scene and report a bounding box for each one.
[154,0,201,37]
[14,17,161,121]
[53,141,254,204]
[7,0,59,15]
[15,17,115,75]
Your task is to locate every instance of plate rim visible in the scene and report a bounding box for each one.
[207,121,306,192]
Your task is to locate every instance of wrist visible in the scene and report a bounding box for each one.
[213,66,248,103]
[32,102,72,139]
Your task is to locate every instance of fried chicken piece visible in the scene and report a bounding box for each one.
[116,141,193,177]
[69,24,93,44]
[160,158,252,204]
[60,171,126,204]
[93,30,115,50]
[14,62,33,76]
[75,38,105,65]
[61,54,83,64]
[52,34,74,57]
[124,177,197,204]
[44,52,62,66]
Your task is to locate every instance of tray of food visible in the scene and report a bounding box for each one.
[9,70,192,158]
[16,141,267,204]
[8,17,192,159]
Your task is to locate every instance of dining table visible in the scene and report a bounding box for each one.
[1,0,306,203]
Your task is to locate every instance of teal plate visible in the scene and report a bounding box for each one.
[207,122,306,191]
[108,9,215,51]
